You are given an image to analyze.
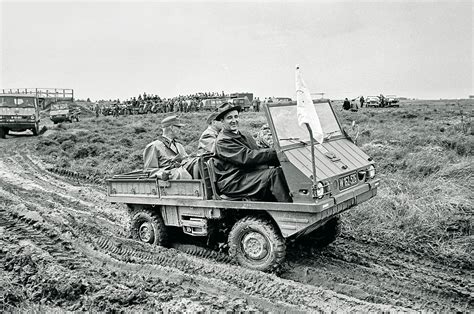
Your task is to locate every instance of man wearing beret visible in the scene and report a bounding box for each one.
[213,103,292,202]
[196,111,222,156]
[143,115,195,180]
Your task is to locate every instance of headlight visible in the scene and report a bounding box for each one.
[312,181,325,199]
[367,165,376,179]
[30,115,35,119]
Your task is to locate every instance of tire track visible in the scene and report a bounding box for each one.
[0,207,263,311]
[0,200,394,312]
[283,239,473,311]
[1,152,464,311]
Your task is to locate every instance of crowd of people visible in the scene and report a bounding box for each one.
[93,91,262,117]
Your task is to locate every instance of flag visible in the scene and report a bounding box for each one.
[295,65,324,144]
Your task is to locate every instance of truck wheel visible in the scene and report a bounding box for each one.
[228,216,286,271]
[130,210,167,246]
[32,123,39,136]
[307,215,341,248]
[0,127,5,139]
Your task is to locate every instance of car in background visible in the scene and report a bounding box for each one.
[385,95,400,107]
[50,102,80,123]
[365,96,380,107]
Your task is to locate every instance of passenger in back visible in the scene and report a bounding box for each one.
[196,112,222,156]
[143,115,197,180]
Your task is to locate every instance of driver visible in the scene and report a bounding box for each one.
[213,103,292,202]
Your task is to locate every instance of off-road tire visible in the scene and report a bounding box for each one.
[0,127,5,139]
[130,210,167,246]
[228,216,286,272]
[306,215,342,248]
[32,123,39,136]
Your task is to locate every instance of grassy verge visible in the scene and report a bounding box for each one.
[36,100,473,267]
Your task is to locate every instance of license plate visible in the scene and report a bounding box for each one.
[339,173,358,190]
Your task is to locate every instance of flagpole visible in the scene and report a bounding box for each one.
[304,123,317,185]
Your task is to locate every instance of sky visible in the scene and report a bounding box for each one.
[1,0,472,101]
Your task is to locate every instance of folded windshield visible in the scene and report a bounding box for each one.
[269,101,342,147]
[51,103,69,110]
[0,96,36,108]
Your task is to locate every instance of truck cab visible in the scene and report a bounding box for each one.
[0,94,40,138]
[107,99,379,271]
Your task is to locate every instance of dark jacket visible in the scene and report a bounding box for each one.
[214,129,280,197]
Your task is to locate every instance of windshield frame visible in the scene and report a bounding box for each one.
[0,96,37,108]
[51,103,69,110]
[264,99,345,150]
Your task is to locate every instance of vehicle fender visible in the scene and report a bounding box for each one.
[265,208,337,238]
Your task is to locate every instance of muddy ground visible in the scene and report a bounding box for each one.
[0,131,472,312]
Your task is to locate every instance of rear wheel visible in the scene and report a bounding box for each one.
[228,216,286,272]
[130,210,167,246]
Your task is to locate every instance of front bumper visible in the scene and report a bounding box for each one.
[281,179,380,238]
[0,121,36,129]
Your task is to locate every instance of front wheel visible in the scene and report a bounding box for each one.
[228,216,286,272]
[32,123,39,136]
[130,210,167,246]
[0,127,5,139]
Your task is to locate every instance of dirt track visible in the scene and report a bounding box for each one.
[0,136,472,311]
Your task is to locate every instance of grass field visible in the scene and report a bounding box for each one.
[36,99,473,268]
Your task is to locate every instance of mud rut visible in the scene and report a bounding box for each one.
[0,148,472,311]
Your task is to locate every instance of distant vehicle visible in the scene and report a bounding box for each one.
[50,102,80,124]
[230,97,251,111]
[201,98,227,111]
[365,96,380,107]
[266,97,292,103]
[385,95,400,107]
[230,92,253,102]
[0,94,41,138]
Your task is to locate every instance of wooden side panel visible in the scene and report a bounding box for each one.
[109,180,158,196]
[160,180,203,199]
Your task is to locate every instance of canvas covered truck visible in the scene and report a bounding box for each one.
[0,94,41,138]
[107,99,380,271]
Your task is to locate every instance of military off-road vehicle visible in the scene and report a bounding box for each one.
[0,94,41,138]
[107,99,379,271]
[50,102,80,124]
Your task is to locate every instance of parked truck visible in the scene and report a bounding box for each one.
[50,102,80,124]
[107,99,379,271]
[0,94,41,138]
